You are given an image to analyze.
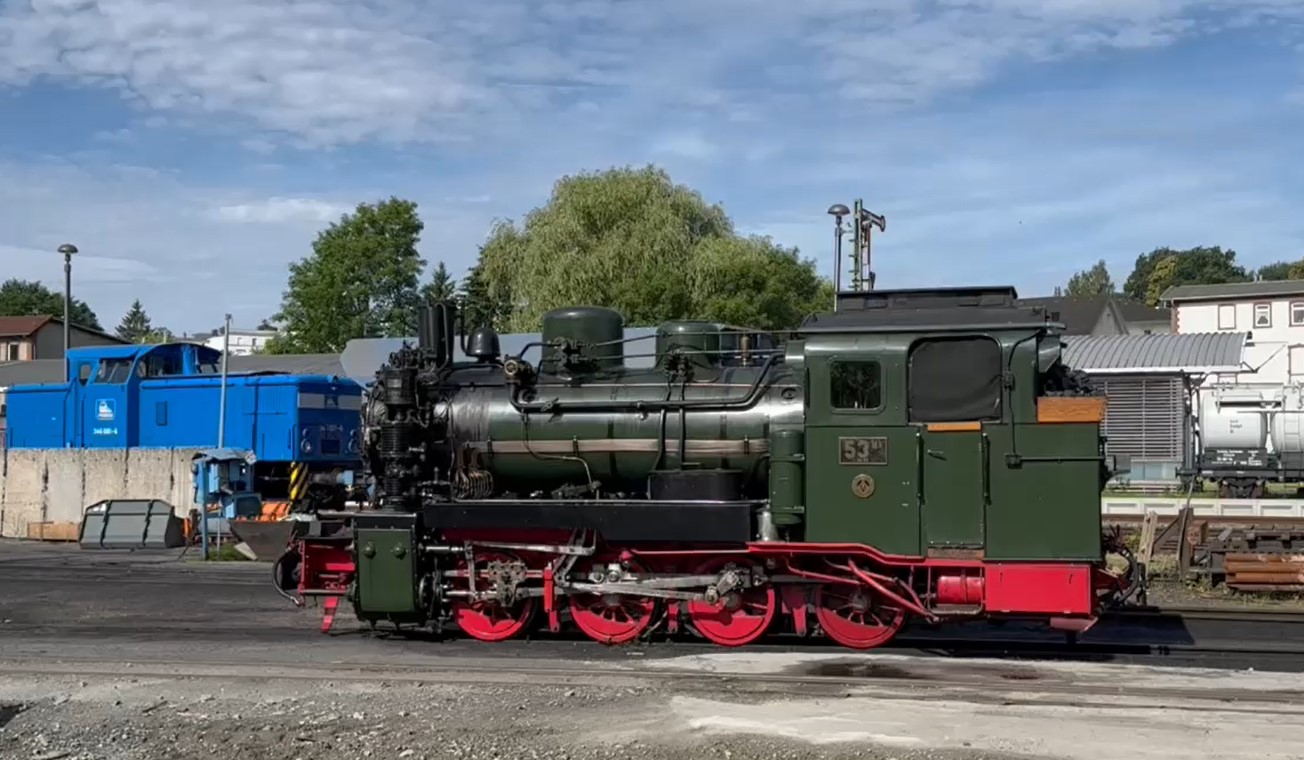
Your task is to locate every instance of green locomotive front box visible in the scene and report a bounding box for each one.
[354,526,421,618]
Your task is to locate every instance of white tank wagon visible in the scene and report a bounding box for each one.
[1192,383,1304,497]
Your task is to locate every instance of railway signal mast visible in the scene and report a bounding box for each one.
[827,199,886,311]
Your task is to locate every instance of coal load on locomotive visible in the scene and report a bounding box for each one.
[281,285,1136,648]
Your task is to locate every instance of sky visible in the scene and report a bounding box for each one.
[2,1,1304,337]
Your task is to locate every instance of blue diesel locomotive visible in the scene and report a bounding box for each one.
[3,342,363,501]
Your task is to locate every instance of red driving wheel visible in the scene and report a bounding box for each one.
[685,556,776,647]
[814,582,905,649]
[568,557,658,645]
[451,550,536,642]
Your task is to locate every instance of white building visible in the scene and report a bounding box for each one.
[202,326,277,356]
[1162,280,1304,386]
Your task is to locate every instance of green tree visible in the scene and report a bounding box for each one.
[1256,261,1295,281]
[143,327,174,344]
[458,258,514,331]
[421,261,457,303]
[115,299,153,342]
[688,235,832,329]
[1145,255,1180,307]
[1064,260,1115,296]
[0,278,102,331]
[268,197,426,354]
[1122,246,1250,305]
[474,165,828,331]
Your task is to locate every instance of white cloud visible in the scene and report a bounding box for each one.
[211,198,350,225]
[1,0,1303,338]
[2,1,1301,147]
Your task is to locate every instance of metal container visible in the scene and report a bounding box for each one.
[539,306,625,375]
[1200,387,1269,451]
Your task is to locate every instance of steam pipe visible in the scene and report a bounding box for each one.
[507,354,781,414]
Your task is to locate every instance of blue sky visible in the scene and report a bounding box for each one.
[2,0,1304,336]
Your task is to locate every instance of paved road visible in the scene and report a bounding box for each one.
[6,540,1304,760]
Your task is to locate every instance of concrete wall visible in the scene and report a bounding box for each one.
[0,447,199,538]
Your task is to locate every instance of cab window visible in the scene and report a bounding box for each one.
[907,337,1002,421]
[830,360,881,410]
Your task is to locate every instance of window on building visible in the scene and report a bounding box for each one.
[5,342,18,361]
[1292,302,1304,327]
[907,336,1003,422]
[1254,303,1272,328]
[1291,346,1304,377]
[1218,304,1236,330]
[830,360,882,410]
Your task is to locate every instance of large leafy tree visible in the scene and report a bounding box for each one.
[0,278,102,331]
[266,197,425,354]
[474,165,829,332]
[1122,246,1250,305]
[1064,260,1115,296]
[688,235,832,329]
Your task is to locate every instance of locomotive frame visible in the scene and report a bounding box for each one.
[280,285,1137,649]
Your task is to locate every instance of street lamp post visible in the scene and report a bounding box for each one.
[57,244,78,381]
[826,205,850,312]
[218,313,231,448]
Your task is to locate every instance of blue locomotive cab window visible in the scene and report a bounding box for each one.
[907,336,1002,422]
[830,360,882,410]
[94,358,134,384]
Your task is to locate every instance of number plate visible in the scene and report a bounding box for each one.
[839,436,887,465]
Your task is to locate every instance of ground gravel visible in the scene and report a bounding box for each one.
[0,674,1023,760]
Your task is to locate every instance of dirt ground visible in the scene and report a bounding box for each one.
[2,540,1303,760]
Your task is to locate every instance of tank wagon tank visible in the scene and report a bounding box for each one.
[279,282,1134,649]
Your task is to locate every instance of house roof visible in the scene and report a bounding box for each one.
[1016,295,1170,334]
[0,315,53,338]
[1114,298,1172,324]
[1062,332,1247,374]
[1161,280,1304,303]
[0,314,130,344]
[1015,297,1108,334]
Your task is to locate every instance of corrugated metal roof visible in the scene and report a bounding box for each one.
[229,354,345,376]
[1062,332,1247,374]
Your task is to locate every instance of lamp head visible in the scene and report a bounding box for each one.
[58,243,78,255]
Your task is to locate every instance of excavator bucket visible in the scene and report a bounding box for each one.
[227,519,303,561]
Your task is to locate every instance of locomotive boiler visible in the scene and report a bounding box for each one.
[284,286,1134,649]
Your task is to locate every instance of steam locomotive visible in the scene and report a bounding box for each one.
[281,285,1135,648]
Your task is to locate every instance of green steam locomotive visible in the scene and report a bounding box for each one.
[282,280,1134,649]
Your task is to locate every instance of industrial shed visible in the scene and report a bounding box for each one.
[1062,332,1249,487]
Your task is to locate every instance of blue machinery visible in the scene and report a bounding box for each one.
[192,447,265,557]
